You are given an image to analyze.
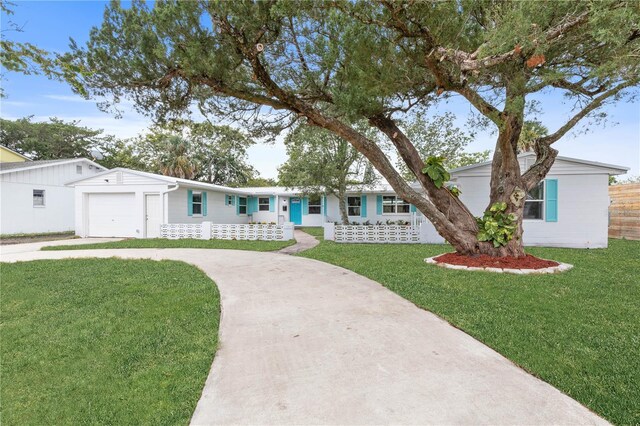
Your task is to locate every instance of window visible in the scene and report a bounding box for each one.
[347,196,361,216]
[238,197,247,215]
[524,181,544,220]
[382,195,410,214]
[226,194,234,206]
[33,189,45,207]
[308,196,321,214]
[258,197,270,211]
[76,165,83,174]
[192,192,203,215]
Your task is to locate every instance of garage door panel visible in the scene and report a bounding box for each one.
[88,193,136,237]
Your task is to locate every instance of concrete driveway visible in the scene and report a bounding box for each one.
[1,247,607,425]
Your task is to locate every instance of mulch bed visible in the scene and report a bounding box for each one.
[434,252,559,270]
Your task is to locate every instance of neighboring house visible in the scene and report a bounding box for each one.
[0,158,107,235]
[67,153,628,248]
[0,146,31,163]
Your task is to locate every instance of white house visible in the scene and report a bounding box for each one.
[67,153,627,248]
[0,158,107,235]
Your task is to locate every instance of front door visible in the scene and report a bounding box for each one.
[145,194,161,238]
[290,197,302,225]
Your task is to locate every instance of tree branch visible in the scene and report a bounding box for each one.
[538,81,635,145]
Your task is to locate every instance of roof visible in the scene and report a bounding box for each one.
[449,152,629,176]
[0,158,107,174]
[66,167,249,194]
[0,145,31,161]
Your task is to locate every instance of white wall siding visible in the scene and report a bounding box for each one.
[167,188,247,224]
[0,160,104,234]
[456,174,610,248]
[0,160,103,184]
[0,181,75,234]
[325,194,414,225]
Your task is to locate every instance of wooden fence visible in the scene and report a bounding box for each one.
[609,183,640,240]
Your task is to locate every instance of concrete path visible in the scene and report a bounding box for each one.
[278,229,320,255]
[0,237,121,255]
[1,248,606,425]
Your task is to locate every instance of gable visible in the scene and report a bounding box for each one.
[450,154,627,177]
[70,169,171,186]
[0,159,105,185]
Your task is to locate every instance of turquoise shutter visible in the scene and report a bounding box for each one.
[410,204,416,213]
[249,197,258,214]
[187,189,193,216]
[302,197,309,215]
[236,196,240,215]
[269,195,275,212]
[247,196,253,214]
[360,195,367,218]
[376,195,383,215]
[224,194,229,206]
[322,195,327,215]
[545,179,558,222]
[202,192,208,216]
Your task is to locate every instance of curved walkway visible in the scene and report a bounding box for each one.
[1,247,606,425]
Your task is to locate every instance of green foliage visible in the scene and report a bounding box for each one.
[476,202,518,248]
[449,185,462,197]
[395,113,486,179]
[421,156,450,188]
[278,123,379,223]
[133,121,258,185]
[518,121,549,153]
[0,116,108,160]
[446,150,492,169]
[0,1,59,97]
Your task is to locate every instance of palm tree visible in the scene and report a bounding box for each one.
[158,136,197,179]
[518,121,549,153]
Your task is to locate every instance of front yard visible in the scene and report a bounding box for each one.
[42,237,295,251]
[299,238,640,425]
[1,259,219,425]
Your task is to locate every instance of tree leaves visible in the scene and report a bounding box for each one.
[421,156,450,188]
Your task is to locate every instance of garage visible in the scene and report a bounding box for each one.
[87,193,137,237]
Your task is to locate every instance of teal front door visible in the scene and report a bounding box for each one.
[290,197,302,225]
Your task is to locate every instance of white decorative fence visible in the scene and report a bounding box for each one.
[211,224,289,241]
[160,221,294,241]
[160,223,204,240]
[323,222,445,244]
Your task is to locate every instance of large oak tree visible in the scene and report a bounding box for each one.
[64,0,639,256]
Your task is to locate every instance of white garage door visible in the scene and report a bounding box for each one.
[88,193,137,237]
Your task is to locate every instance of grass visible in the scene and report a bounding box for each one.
[1,258,220,425]
[42,237,295,251]
[300,226,324,240]
[299,239,640,425]
[0,231,75,239]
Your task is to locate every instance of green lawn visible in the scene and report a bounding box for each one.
[42,238,295,251]
[300,226,324,240]
[1,258,220,425]
[299,239,640,425]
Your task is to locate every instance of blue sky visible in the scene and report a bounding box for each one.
[2,1,639,178]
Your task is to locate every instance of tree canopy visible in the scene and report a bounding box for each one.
[278,123,378,224]
[0,117,109,160]
[64,0,640,256]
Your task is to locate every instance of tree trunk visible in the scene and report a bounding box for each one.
[337,189,349,225]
